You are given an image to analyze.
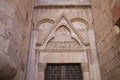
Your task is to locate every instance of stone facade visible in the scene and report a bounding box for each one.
[26,0,101,80]
[91,0,120,80]
[0,0,120,80]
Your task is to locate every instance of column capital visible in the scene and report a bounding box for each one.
[38,63,47,72]
[81,63,89,72]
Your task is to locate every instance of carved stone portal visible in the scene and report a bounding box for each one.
[34,14,92,80]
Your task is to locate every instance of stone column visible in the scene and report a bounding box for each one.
[88,29,101,80]
[81,63,90,80]
[27,29,38,80]
[37,63,47,80]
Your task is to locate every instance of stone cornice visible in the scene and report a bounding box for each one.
[35,48,89,52]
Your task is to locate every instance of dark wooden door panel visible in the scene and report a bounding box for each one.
[45,64,83,80]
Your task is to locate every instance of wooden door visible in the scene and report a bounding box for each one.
[45,64,83,80]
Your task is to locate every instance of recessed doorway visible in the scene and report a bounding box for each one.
[45,63,83,80]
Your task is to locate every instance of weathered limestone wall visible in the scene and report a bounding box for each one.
[0,0,34,80]
[91,0,120,80]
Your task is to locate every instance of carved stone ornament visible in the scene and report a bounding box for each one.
[46,25,82,49]
[37,14,89,50]
[47,41,81,49]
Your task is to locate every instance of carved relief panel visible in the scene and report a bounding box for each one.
[37,20,54,45]
[71,19,89,42]
[46,26,81,50]
[35,14,90,51]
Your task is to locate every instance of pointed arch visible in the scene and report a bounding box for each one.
[39,14,90,48]
[45,24,83,50]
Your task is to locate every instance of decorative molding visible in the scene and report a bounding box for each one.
[71,18,90,29]
[47,41,81,49]
[37,14,90,49]
[35,19,55,29]
[36,48,87,52]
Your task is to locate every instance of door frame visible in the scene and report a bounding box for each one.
[26,27,101,80]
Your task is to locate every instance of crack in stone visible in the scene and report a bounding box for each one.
[0,32,11,40]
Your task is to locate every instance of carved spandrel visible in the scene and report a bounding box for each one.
[37,22,53,45]
[72,20,89,42]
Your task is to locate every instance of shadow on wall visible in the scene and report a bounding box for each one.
[0,52,17,80]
